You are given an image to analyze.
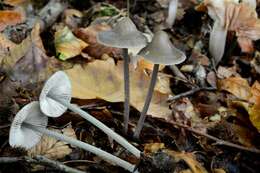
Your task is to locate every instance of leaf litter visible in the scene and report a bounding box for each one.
[0,0,260,173]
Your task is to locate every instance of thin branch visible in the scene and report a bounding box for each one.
[0,155,85,173]
[170,121,260,154]
[167,87,217,102]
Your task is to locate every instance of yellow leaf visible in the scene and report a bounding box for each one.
[65,58,172,119]
[144,143,165,154]
[218,77,251,100]
[54,26,88,60]
[28,126,76,159]
[165,149,208,173]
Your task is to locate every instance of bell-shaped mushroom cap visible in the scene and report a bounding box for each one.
[97,17,148,48]
[40,71,71,117]
[9,101,48,149]
[138,30,186,65]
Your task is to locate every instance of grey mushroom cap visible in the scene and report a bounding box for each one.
[40,71,72,117]
[9,101,48,149]
[97,17,148,48]
[138,30,186,65]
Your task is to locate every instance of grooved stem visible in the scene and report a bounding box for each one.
[134,64,159,139]
[23,123,136,172]
[50,96,140,158]
[123,48,130,134]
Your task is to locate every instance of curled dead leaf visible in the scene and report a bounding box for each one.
[75,24,121,59]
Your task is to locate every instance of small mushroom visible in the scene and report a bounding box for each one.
[40,71,141,158]
[133,30,186,139]
[9,102,137,172]
[97,17,148,134]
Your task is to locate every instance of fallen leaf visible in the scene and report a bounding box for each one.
[137,58,165,71]
[0,34,16,61]
[247,81,260,131]
[65,58,172,119]
[225,2,260,52]
[75,24,121,59]
[28,126,76,159]
[0,9,25,31]
[0,23,62,97]
[54,26,88,60]
[3,0,27,6]
[144,143,165,154]
[218,77,251,100]
[165,149,208,173]
[63,9,83,29]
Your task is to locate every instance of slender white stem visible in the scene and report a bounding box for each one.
[49,96,141,158]
[134,64,159,139]
[23,123,136,172]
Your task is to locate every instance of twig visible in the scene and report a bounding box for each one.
[3,0,67,41]
[170,121,260,154]
[0,155,85,173]
[0,124,10,129]
[167,87,216,102]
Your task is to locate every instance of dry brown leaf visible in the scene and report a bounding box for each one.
[65,58,172,119]
[225,2,260,52]
[75,24,122,59]
[248,81,260,131]
[1,23,44,68]
[0,34,16,61]
[165,149,208,173]
[63,9,83,29]
[137,58,165,71]
[3,0,27,6]
[0,9,25,31]
[28,126,76,159]
[54,26,88,60]
[218,77,251,100]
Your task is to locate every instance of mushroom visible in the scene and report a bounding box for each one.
[97,17,148,133]
[9,101,137,172]
[133,30,186,139]
[40,71,141,158]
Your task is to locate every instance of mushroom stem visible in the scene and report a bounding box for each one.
[23,123,136,172]
[123,48,130,134]
[134,64,159,139]
[48,95,140,158]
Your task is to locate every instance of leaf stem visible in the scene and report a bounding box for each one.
[134,64,159,139]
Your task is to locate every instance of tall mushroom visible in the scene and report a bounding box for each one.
[96,17,148,134]
[39,71,141,158]
[9,101,137,172]
[133,30,186,139]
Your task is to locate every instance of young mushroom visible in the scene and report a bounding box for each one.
[9,101,136,172]
[96,17,148,134]
[133,30,186,139]
[39,71,141,158]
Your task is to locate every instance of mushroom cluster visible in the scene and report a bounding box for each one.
[9,71,140,172]
[9,2,186,171]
